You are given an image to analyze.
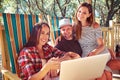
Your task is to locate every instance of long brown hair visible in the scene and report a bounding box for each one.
[74,2,93,40]
[25,22,50,47]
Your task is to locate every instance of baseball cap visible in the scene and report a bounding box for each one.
[59,18,72,28]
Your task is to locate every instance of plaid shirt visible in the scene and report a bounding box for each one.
[18,44,65,80]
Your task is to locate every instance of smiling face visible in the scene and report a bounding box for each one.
[77,6,91,22]
[60,25,73,40]
[39,25,50,46]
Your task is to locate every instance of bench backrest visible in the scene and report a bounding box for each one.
[1,13,39,75]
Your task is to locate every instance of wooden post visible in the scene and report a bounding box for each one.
[39,14,43,22]
[114,23,120,50]
[47,15,55,46]
[102,27,107,47]
[109,20,114,50]
[109,20,114,28]
[0,13,10,80]
[86,0,92,4]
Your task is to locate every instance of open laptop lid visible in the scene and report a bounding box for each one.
[60,54,110,80]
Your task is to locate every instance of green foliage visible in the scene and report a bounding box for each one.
[1,0,17,13]
[1,0,79,16]
[1,0,120,26]
[66,1,79,17]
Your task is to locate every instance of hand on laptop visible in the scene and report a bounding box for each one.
[88,52,96,56]
[47,57,60,70]
[58,52,80,62]
[66,52,80,59]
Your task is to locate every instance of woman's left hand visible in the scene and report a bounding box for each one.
[88,52,96,56]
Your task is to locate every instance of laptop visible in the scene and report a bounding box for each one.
[59,54,110,80]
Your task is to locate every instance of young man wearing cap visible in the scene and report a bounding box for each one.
[55,18,82,56]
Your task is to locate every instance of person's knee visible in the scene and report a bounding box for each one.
[107,59,120,70]
[96,70,112,80]
[105,70,112,80]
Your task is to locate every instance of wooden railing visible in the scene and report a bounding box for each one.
[102,27,114,50]
[114,24,120,46]
[102,23,120,50]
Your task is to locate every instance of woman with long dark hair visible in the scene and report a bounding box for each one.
[18,22,79,80]
[74,2,112,80]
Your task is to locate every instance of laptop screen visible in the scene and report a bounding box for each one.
[59,54,110,80]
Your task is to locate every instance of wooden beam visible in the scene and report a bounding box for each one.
[1,68,21,80]
[0,17,11,74]
[0,13,2,17]
[86,0,92,4]
[0,25,4,30]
